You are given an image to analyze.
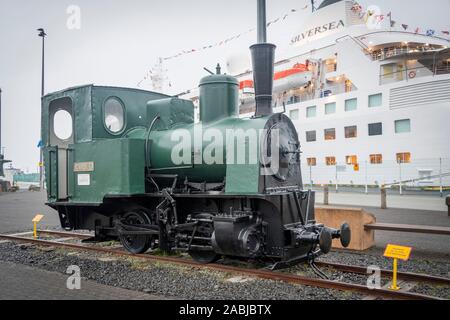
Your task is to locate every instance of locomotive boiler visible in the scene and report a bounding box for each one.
[41,0,350,268]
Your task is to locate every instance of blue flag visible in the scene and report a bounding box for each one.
[426,29,435,36]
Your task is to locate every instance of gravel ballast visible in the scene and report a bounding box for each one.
[0,242,361,300]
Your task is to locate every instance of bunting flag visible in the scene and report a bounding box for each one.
[137,0,450,87]
[426,29,435,36]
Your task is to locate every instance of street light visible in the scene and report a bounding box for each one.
[0,88,3,177]
[37,28,47,190]
[37,28,46,96]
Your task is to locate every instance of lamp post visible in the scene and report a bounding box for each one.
[0,88,11,178]
[0,88,2,158]
[37,28,46,191]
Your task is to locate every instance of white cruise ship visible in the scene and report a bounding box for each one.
[185,0,450,188]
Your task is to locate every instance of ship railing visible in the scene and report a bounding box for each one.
[370,46,445,61]
[281,83,354,105]
[379,65,449,85]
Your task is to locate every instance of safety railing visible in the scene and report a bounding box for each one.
[302,157,450,197]
[379,65,449,85]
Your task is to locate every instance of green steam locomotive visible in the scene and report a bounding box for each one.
[41,0,350,268]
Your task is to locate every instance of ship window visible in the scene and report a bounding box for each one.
[369,93,382,108]
[395,119,411,133]
[306,106,317,118]
[345,126,357,138]
[370,154,383,164]
[325,102,336,115]
[53,110,73,140]
[325,156,336,166]
[346,155,358,165]
[345,98,357,112]
[381,64,395,79]
[307,158,317,166]
[397,152,411,163]
[287,95,300,105]
[104,97,125,133]
[369,123,383,136]
[289,109,299,120]
[324,128,336,140]
[306,130,316,142]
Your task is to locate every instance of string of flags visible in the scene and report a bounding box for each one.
[137,3,313,87]
[350,1,449,37]
[137,0,450,88]
[161,6,310,62]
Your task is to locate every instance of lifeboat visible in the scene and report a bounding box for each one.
[239,63,312,110]
[239,63,312,95]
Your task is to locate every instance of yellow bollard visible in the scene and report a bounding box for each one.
[32,214,44,239]
[390,258,400,291]
[33,221,37,239]
[383,244,412,291]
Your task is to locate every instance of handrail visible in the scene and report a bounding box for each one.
[384,172,450,187]
[371,47,443,61]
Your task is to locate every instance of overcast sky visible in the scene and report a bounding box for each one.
[0,0,449,172]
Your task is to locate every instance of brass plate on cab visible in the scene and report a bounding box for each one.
[74,161,94,172]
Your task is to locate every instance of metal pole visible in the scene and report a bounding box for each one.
[381,185,387,209]
[365,160,368,194]
[324,185,329,205]
[38,29,46,191]
[0,88,2,156]
[440,157,443,198]
[399,161,402,195]
[257,0,267,43]
[309,164,312,188]
[335,164,338,193]
[0,88,3,178]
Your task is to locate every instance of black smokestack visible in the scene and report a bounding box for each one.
[250,0,276,117]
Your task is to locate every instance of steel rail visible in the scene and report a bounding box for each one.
[315,261,450,286]
[39,230,450,286]
[0,233,445,301]
[37,230,93,239]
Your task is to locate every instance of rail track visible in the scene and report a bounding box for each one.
[0,230,448,301]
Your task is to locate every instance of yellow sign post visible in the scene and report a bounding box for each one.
[32,214,44,239]
[383,244,412,291]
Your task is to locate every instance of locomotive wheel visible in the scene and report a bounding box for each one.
[119,211,152,254]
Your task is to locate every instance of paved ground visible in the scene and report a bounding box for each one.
[0,191,60,233]
[315,191,448,212]
[0,260,165,300]
[0,190,448,299]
